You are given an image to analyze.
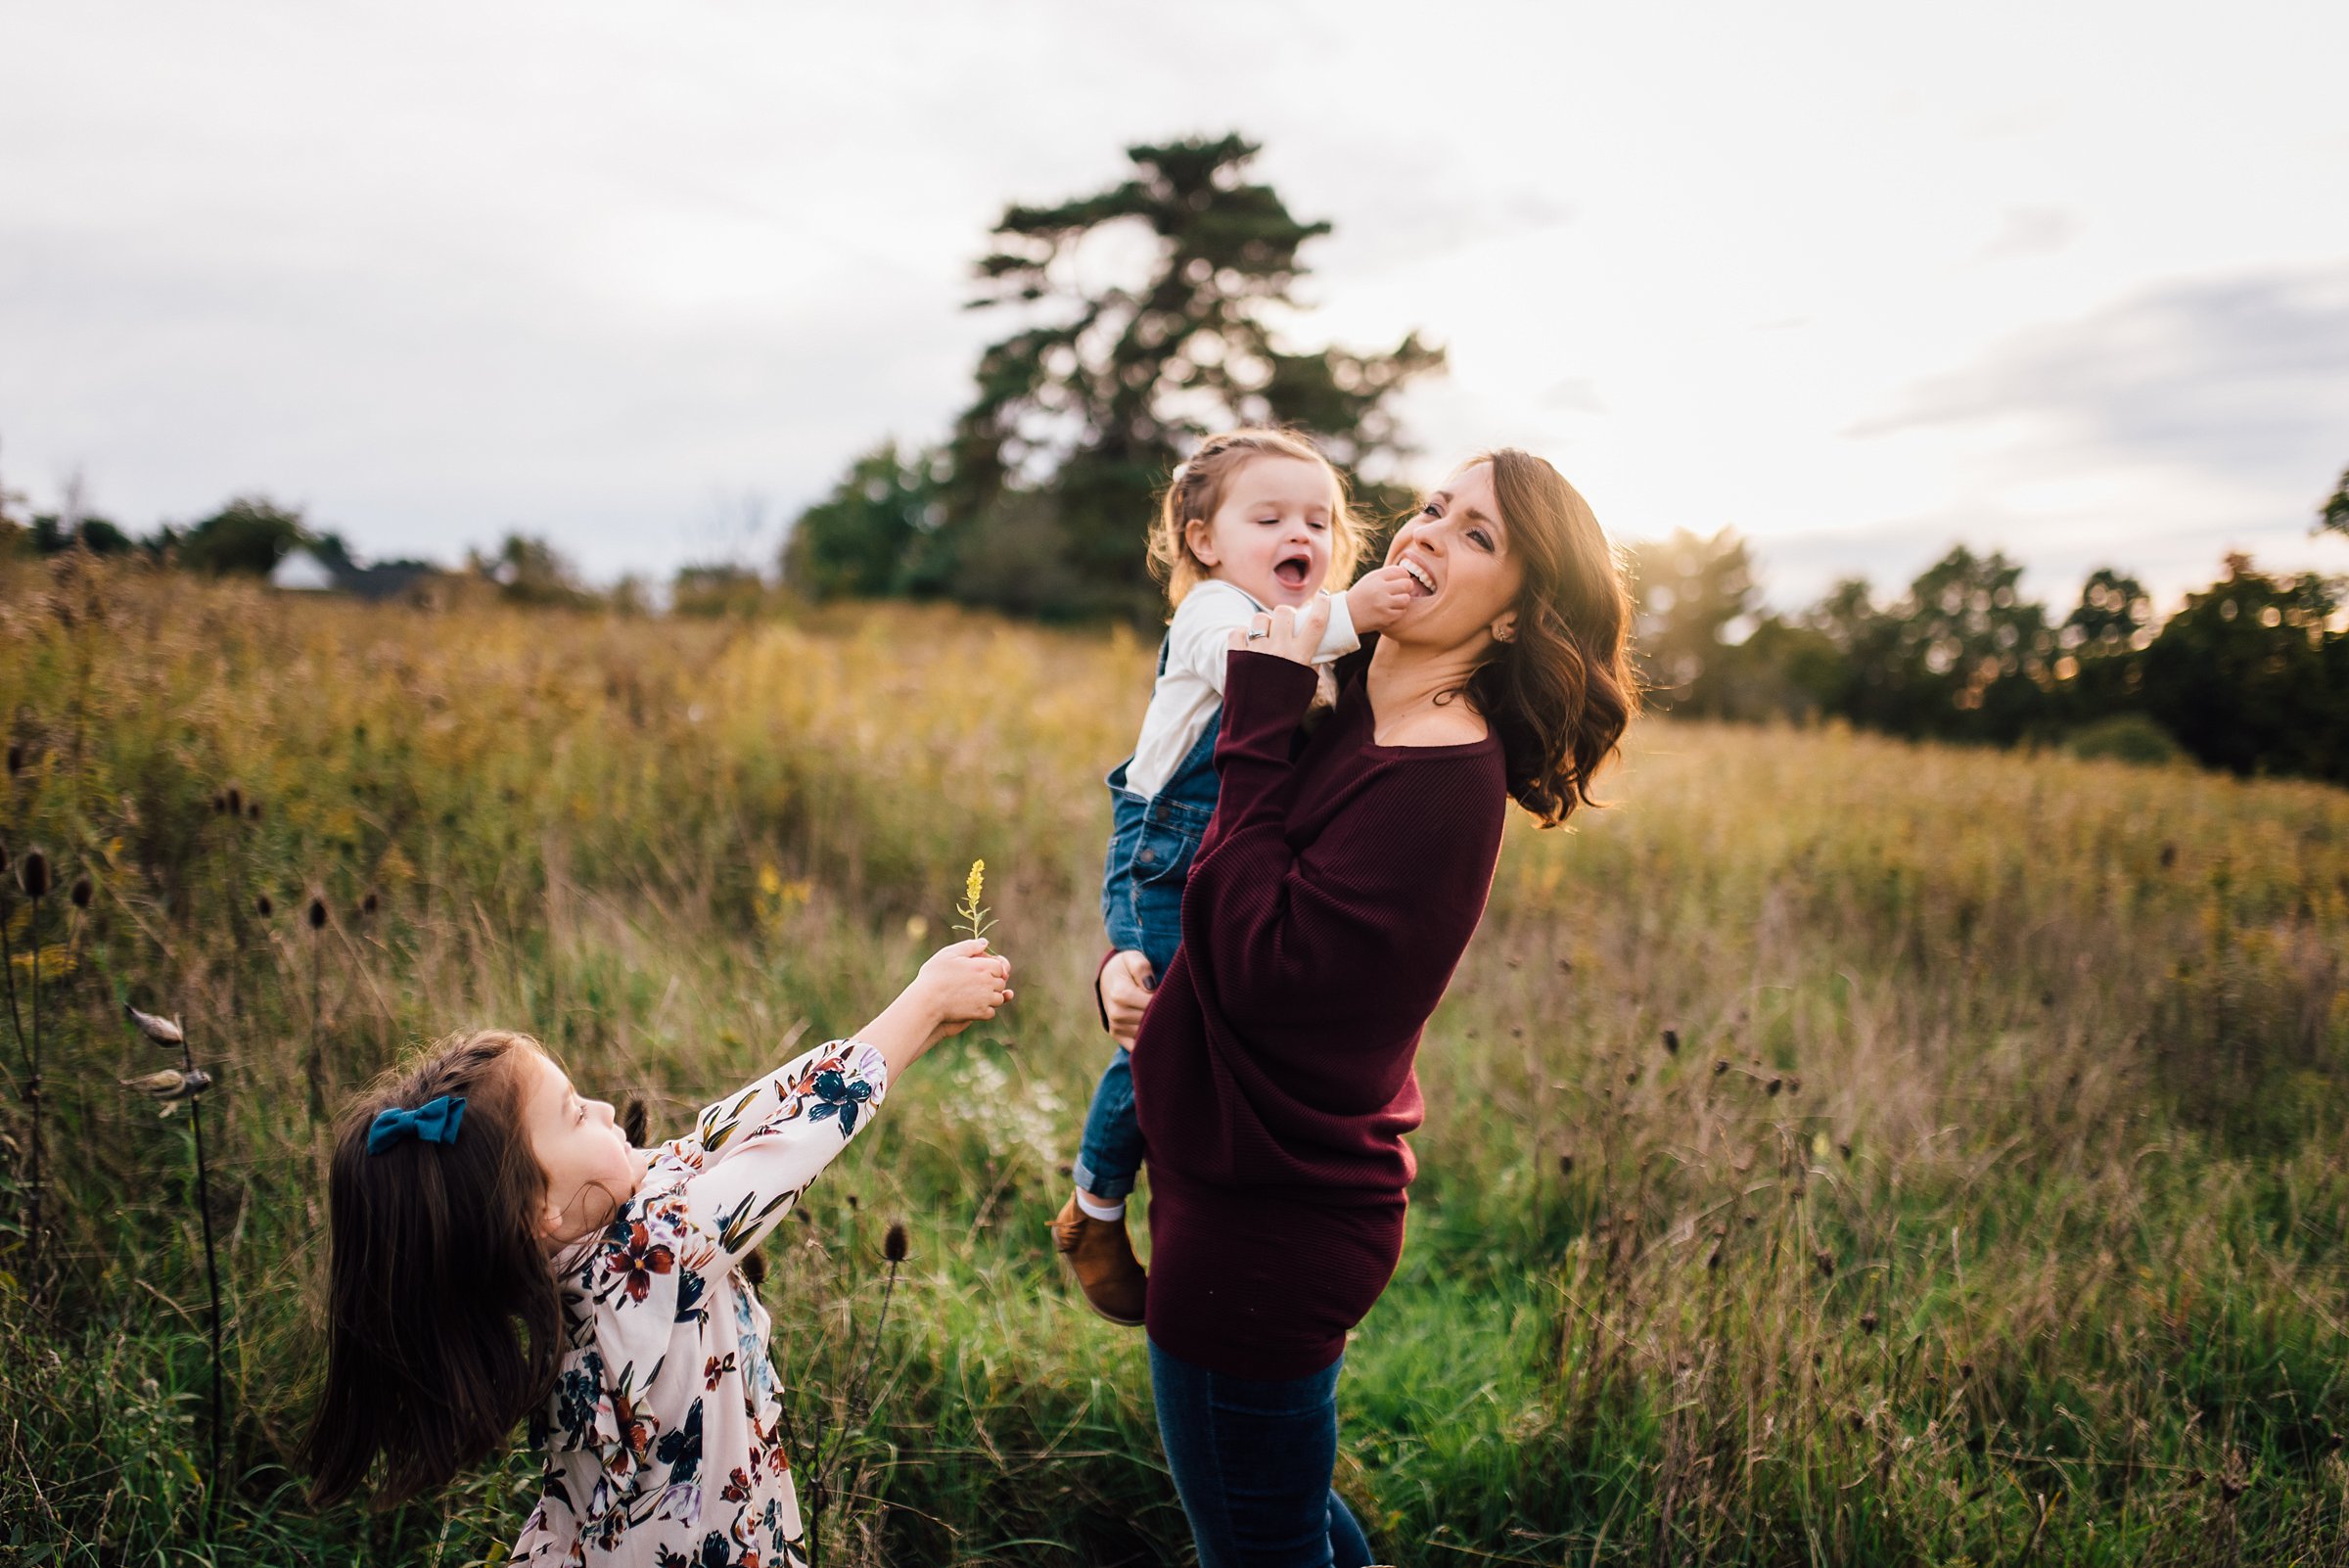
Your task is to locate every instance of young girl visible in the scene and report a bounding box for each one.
[1052,428,1417,1324]
[304,939,1012,1566]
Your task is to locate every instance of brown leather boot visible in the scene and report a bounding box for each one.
[1051,1195,1147,1326]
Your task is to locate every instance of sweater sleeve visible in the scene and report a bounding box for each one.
[1183,650,1501,1034]
[1165,585,1361,694]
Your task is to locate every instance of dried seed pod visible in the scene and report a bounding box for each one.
[70,875,91,909]
[1557,1152,1574,1176]
[845,1193,859,1211]
[1712,1058,1729,1077]
[255,893,273,918]
[5,743,21,776]
[225,787,243,817]
[210,791,228,814]
[247,800,261,821]
[1661,1029,1679,1054]
[1766,1076,1784,1096]
[360,890,379,916]
[742,1248,767,1288]
[1816,1249,1835,1279]
[125,1002,186,1046]
[18,849,49,899]
[306,895,327,931]
[1860,1310,1880,1334]
[884,1222,908,1263]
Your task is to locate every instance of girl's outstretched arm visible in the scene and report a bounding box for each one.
[675,942,1010,1263]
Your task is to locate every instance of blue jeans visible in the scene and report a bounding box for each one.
[1149,1340,1373,1568]
[1073,1044,1145,1200]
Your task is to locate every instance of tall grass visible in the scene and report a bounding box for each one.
[2,554,2346,1565]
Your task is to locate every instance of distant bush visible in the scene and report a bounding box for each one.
[2066,714,2183,766]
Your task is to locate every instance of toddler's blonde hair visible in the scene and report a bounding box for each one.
[1147,429,1362,608]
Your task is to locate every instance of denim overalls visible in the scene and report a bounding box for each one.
[1073,637,1225,1201]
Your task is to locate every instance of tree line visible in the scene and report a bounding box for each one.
[6,134,2342,785]
[1629,529,2347,783]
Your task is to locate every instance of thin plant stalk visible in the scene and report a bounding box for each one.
[185,1036,225,1524]
[22,886,43,1308]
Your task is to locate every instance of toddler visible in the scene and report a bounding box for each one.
[1052,428,1415,1323]
[305,940,1011,1565]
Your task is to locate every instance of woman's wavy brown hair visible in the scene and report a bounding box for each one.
[304,1030,563,1508]
[1457,448,1639,826]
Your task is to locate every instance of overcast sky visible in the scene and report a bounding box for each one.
[4,1,2345,609]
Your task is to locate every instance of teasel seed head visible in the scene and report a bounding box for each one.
[884,1222,908,1263]
[126,1002,186,1046]
[5,742,21,776]
[1662,1028,1679,1054]
[1766,1076,1784,1096]
[1815,1249,1835,1279]
[225,787,243,817]
[622,1098,648,1145]
[254,893,273,918]
[247,800,261,821]
[210,791,227,814]
[360,890,379,916]
[1860,1310,1880,1334]
[742,1248,767,1288]
[19,848,49,899]
[70,875,91,909]
[306,895,327,931]
[845,1192,859,1211]
[1712,1058,1729,1077]
[1557,1152,1574,1176]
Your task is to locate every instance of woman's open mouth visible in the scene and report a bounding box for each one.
[1403,560,1436,597]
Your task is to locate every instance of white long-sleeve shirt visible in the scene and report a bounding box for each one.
[1123,580,1359,798]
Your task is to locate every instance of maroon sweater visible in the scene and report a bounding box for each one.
[1130,644,1507,1378]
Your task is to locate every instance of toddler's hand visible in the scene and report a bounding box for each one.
[917,939,1013,1041]
[1346,565,1417,634]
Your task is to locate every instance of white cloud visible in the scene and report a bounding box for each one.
[0,0,2344,606]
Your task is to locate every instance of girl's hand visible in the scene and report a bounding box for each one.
[1227,596,1333,667]
[1345,566,1416,634]
[1097,949,1155,1048]
[917,939,1014,1044]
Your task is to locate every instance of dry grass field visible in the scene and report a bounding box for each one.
[3,556,2347,1565]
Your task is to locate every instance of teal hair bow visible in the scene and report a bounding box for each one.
[367,1094,467,1154]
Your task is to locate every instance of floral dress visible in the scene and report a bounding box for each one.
[510,1038,890,1568]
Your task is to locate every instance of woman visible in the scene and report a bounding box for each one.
[1114,449,1638,1566]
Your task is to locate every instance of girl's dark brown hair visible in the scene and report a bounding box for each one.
[304,1030,563,1507]
[1458,448,1640,826]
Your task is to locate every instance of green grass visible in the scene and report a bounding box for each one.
[2,559,2347,1564]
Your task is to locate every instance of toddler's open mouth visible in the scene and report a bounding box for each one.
[1273,554,1312,589]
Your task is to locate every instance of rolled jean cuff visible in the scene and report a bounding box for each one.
[1071,1153,1137,1201]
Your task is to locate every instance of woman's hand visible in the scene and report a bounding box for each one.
[1097,949,1155,1048]
[1227,597,1333,667]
